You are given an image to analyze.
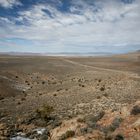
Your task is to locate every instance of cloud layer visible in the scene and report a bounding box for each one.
[0,0,140,53]
[0,0,21,8]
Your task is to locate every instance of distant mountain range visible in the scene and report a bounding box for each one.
[0,50,139,56]
[0,52,114,56]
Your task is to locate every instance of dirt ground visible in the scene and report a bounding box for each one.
[0,52,140,140]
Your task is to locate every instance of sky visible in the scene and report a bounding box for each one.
[0,0,140,53]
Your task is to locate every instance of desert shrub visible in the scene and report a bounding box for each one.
[105,135,113,140]
[80,127,88,135]
[21,97,26,101]
[102,117,123,134]
[51,119,62,129]
[93,111,105,122]
[52,81,57,84]
[17,101,21,105]
[53,94,57,96]
[40,134,48,140]
[79,84,85,87]
[40,130,50,140]
[59,130,75,140]
[36,104,54,120]
[97,96,101,99]
[0,96,4,100]
[78,79,81,82]
[86,111,105,129]
[23,93,27,97]
[103,93,108,97]
[57,88,62,92]
[100,87,105,91]
[80,127,93,134]
[77,117,85,123]
[87,122,97,129]
[87,111,105,122]
[0,112,5,118]
[115,134,124,140]
[15,76,18,78]
[131,105,140,115]
[109,117,123,132]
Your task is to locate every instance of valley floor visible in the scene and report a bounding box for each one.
[0,52,140,140]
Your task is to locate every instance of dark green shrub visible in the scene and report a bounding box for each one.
[115,134,124,140]
[131,105,140,115]
[59,130,75,140]
[77,117,85,123]
[0,96,4,100]
[111,117,123,131]
[80,127,88,135]
[102,117,123,134]
[100,87,105,91]
[36,104,54,120]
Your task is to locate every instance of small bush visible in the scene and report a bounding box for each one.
[86,111,105,123]
[52,81,57,84]
[21,97,26,101]
[53,94,57,97]
[97,83,99,86]
[103,93,108,97]
[40,130,50,140]
[102,117,123,134]
[100,87,105,91]
[110,117,123,132]
[93,111,105,122]
[131,105,140,115]
[17,101,21,105]
[79,84,85,87]
[15,76,18,78]
[86,111,105,129]
[57,88,62,92]
[105,135,113,140]
[97,96,101,99]
[36,104,54,120]
[115,134,124,140]
[0,96,4,100]
[59,130,75,140]
[80,127,88,135]
[77,117,85,123]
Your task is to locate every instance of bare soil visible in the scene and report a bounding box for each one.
[0,52,140,139]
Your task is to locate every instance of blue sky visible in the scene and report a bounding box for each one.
[0,0,140,53]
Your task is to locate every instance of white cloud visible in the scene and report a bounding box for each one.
[0,0,22,8]
[0,0,140,53]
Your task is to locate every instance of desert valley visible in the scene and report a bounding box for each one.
[0,52,140,140]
